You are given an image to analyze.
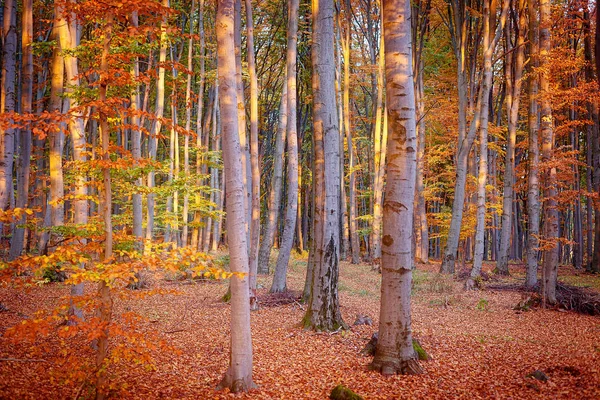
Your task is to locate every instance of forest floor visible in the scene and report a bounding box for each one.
[1,252,600,399]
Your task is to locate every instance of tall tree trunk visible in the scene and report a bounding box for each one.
[370,0,422,376]
[591,0,600,271]
[371,33,386,260]
[525,0,540,288]
[130,12,143,249]
[245,0,260,309]
[258,80,287,274]
[302,0,345,331]
[0,0,17,214]
[497,0,526,275]
[342,0,360,264]
[192,0,206,250]
[182,0,197,248]
[146,0,169,245]
[48,22,65,232]
[540,0,558,305]
[271,0,299,293]
[234,0,252,244]
[471,0,500,281]
[95,13,114,400]
[9,0,34,259]
[216,0,254,391]
[57,1,88,322]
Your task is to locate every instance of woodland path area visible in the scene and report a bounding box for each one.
[1,253,600,399]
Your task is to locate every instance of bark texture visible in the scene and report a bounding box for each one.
[303,0,345,331]
[271,0,300,293]
[216,0,254,391]
[371,0,422,376]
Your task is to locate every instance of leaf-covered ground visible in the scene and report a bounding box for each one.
[1,253,600,399]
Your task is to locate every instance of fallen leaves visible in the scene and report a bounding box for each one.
[0,257,599,399]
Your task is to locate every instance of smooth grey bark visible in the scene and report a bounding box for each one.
[9,0,34,259]
[497,1,526,275]
[271,0,299,293]
[540,0,558,305]
[130,13,143,248]
[0,0,17,213]
[525,0,540,288]
[216,0,254,392]
[145,0,169,245]
[370,0,422,376]
[258,80,287,274]
[245,0,260,309]
[342,0,360,264]
[302,0,345,331]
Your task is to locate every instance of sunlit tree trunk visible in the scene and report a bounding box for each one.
[57,1,88,321]
[342,0,360,264]
[497,1,526,275]
[216,0,254,391]
[525,0,540,288]
[234,0,251,242]
[303,0,345,331]
[146,0,169,245]
[371,0,422,376]
[130,12,143,249]
[95,13,114,400]
[182,0,196,248]
[371,33,386,260]
[203,85,219,253]
[192,0,206,250]
[244,0,260,308]
[334,15,349,261]
[9,0,34,259]
[48,22,65,231]
[271,0,299,293]
[258,79,287,274]
[540,0,558,305]
[0,0,17,215]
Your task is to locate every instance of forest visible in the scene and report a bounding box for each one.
[1,0,600,398]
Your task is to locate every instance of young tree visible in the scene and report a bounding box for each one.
[258,79,287,274]
[271,0,299,294]
[371,0,422,375]
[496,0,526,275]
[216,0,254,391]
[9,0,34,259]
[439,0,484,274]
[525,0,541,287]
[0,0,17,214]
[245,0,261,308]
[145,0,169,245]
[56,0,88,321]
[540,0,558,304]
[303,0,345,331]
[471,0,508,283]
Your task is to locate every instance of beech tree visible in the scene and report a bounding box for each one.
[303,0,345,331]
[271,0,300,293]
[216,0,254,391]
[371,0,422,376]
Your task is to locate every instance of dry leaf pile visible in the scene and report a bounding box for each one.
[1,257,599,399]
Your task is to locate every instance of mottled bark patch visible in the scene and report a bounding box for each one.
[382,235,394,246]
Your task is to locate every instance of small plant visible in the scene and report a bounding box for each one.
[476,298,489,311]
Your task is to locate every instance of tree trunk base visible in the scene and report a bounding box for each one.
[369,357,424,376]
[217,368,257,393]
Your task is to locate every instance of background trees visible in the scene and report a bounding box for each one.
[0,0,600,393]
